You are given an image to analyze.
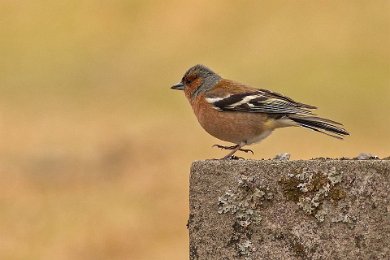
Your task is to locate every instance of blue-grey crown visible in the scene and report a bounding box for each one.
[185,64,221,98]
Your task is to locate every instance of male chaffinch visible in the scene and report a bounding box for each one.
[171,64,349,159]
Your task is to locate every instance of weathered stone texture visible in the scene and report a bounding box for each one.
[189,160,390,259]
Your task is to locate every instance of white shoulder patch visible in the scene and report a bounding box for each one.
[227,94,262,108]
[205,97,224,103]
[205,95,231,104]
[205,96,231,111]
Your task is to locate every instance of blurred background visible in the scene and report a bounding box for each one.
[0,1,389,259]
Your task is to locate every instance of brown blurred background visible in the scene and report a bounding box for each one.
[0,1,389,259]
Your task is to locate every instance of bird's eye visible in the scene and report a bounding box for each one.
[185,75,197,84]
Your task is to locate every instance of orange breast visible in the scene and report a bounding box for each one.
[189,94,272,144]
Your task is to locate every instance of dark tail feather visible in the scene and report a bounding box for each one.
[288,115,350,139]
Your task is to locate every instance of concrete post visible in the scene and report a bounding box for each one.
[189,160,390,259]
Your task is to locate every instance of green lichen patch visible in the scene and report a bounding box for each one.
[279,176,301,202]
[279,166,345,222]
[329,186,346,201]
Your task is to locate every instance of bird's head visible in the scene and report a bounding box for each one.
[171,64,221,99]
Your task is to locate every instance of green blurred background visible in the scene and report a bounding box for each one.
[0,1,389,259]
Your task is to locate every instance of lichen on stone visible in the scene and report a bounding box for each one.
[218,175,272,226]
[218,173,273,257]
[314,208,328,222]
[297,196,317,215]
[331,213,357,228]
[237,239,256,257]
[280,166,344,222]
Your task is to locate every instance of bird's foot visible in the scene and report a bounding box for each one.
[238,148,254,154]
[212,144,237,150]
[212,144,254,154]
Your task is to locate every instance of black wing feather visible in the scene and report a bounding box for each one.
[212,90,315,115]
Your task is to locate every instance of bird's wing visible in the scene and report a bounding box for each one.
[206,88,317,115]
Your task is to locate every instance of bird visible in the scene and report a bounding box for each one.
[171,64,349,159]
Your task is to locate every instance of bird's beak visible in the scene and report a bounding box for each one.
[171,82,185,90]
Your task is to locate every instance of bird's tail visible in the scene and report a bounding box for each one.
[288,115,350,139]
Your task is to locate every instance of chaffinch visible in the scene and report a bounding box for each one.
[171,64,349,159]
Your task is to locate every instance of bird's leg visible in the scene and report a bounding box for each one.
[222,143,244,159]
[213,144,254,155]
[219,142,252,159]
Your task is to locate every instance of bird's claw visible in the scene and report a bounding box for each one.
[212,144,236,150]
[212,144,254,155]
[239,148,254,154]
